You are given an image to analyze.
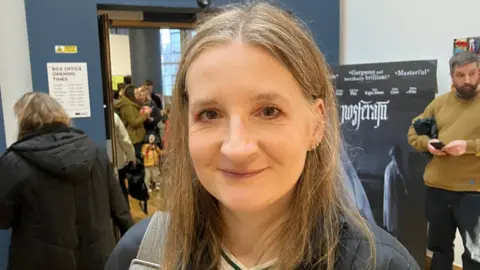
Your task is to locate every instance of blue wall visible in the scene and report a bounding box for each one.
[24,0,339,146]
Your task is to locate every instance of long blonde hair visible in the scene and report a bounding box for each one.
[162,2,375,269]
[14,92,71,140]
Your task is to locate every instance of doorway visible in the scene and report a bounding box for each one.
[97,10,196,222]
[108,27,195,108]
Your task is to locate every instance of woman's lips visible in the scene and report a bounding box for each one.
[219,168,266,179]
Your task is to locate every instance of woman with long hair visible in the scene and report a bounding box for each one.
[107,2,418,270]
[0,92,133,270]
[116,85,152,156]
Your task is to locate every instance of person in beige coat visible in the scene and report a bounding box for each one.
[114,112,136,206]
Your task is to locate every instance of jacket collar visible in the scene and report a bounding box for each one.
[14,122,83,145]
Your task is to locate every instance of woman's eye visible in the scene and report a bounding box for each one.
[198,109,219,121]
[260,106,280,119]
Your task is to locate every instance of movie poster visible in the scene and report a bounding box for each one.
[332,60,437,267]
[454,37,480,55]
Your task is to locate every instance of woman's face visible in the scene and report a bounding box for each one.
[136,90,147,103]
[187,43,324,213]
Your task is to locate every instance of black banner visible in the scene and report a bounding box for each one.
[332,60,437,267]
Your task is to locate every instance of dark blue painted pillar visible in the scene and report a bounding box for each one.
[128,28,163,94]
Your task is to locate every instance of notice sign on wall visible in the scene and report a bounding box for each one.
[55,45,78,54]
[47,62,91,118]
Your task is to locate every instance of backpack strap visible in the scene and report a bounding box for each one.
[129,211,170,270]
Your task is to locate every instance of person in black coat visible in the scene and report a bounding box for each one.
[143,80,163,110]
[0,92,134,270]
[141,81,163,139]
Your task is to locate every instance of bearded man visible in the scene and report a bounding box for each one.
[408,51,480,270]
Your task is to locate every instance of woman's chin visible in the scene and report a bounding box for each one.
[217,195,274,214]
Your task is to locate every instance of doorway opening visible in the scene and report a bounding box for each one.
[97,9,197,222]
[108,27,195,107]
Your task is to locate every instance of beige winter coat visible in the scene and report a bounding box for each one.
[114,112,136,170]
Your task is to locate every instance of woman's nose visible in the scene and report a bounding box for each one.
[220,117,258,162]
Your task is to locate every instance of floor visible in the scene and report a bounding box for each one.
[129,190,167,223]
[426,254,462,270]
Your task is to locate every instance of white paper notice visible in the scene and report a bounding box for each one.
[47,62,91,118]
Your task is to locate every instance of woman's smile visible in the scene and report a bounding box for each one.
[218,167,267,180]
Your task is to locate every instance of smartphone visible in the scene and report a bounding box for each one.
[430,141,445,150]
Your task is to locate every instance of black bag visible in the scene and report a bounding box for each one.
[126,159,150,202]
[413,117,438,139]
[413,117,438,159]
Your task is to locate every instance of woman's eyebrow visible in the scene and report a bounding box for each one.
[189,91,287,110]
[189,97,220,110]
[252,92,287,103]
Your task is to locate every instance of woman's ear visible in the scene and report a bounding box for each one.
[309,99,326,151]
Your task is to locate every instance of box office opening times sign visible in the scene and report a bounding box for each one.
[47,62,91,118]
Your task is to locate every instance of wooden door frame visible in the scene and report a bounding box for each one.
[110,19,195,29]
[98,14,118,169]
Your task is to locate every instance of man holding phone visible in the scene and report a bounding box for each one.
[408,51,480,270]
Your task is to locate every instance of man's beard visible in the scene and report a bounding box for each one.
[455,83,478,100]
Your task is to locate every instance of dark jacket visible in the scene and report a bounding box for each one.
[143,100,161,135]
[412,117,438,159]
[412,117,438,139]
[151,93,163,111]
[0,123,134,270]
[106,215,420,270]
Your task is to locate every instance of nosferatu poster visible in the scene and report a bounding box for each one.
[332,60,437,267]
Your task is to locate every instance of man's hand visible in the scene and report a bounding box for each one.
[428,139,446,156]
[443,140,467,156]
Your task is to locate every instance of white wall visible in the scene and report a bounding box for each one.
[341,0,480,95]
[0,0,33,147]
[340,0,480,266]
[0,0,32,267]
[109,33,132,76]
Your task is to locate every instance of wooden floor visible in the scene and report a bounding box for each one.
[128,190,167,223]
[425,254,463,270]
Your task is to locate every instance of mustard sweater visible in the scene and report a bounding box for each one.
[407,92,480,191]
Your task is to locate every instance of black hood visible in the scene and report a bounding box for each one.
[9,123,97,181]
